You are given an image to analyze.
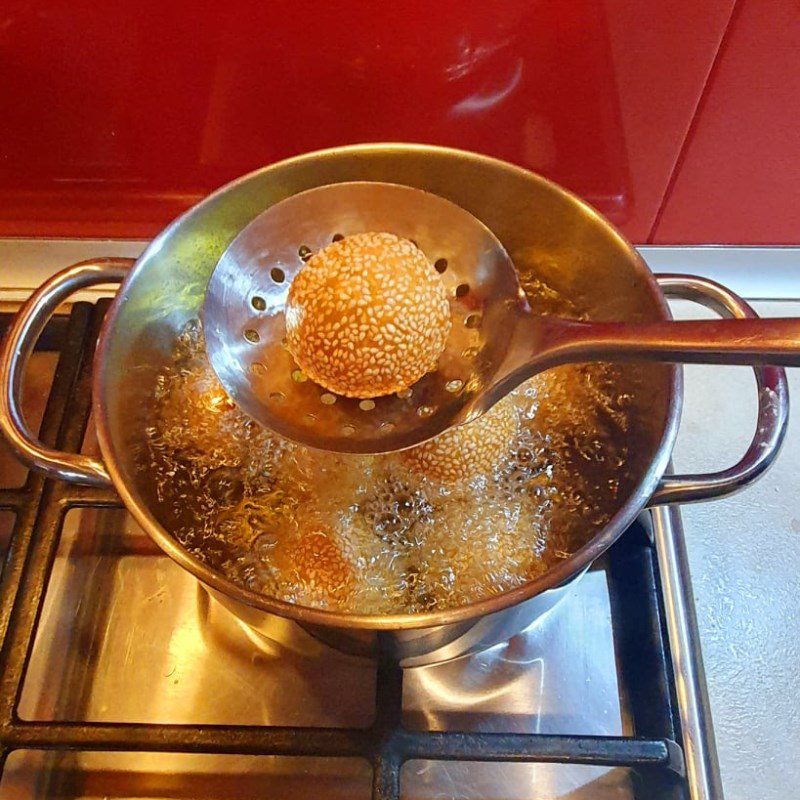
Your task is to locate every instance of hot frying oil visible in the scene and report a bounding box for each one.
[145,281,642,614]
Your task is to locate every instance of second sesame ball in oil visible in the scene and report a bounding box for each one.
[402,396,519,485]
[285,232,451,398]
[272,526,355,608]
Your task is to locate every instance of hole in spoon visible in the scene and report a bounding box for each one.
[251,295,267,311]
[250,362,267,376]
[434,258,448,274]
[291,369,308,383]
[269,391,285,403]
[298,245,312,262]
[244,329,260,344]
[332,233,344,242]
[270,267,285,283]
[465,313,482,329]
[445,379,463,393]
[359,399,376,411]
[342,424,356,436]
[320,393,337,405]
[455,283,470,298]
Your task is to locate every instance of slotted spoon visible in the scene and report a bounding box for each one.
[203,181,800,453]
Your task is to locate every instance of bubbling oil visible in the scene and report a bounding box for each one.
[144,280,643,614]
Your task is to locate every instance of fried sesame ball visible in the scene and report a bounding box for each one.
[285,232,451,398]
[155,366,243,461]
[402,397,519,485]
[152,354,285,477]
[274,527,355,607]
[413,492,545,610]
[283,445,376,517]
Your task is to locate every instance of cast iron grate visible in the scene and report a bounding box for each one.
[0,301,688,799]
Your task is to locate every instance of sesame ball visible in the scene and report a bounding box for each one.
[402,397,519,485]
[155,363,264,467]
[285,232,451,398]
[415,492,543,609]
[275,527,355,607]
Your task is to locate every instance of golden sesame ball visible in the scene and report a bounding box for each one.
[285,232,451,398]
[416,493,542,609]
[275,527,355,607]
[154,360,281,472]
[402,397,519,485]
[155,365,239,460]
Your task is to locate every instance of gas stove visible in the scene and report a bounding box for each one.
[0,248,723,800]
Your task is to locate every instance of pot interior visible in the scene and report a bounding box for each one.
[97,144,675,626]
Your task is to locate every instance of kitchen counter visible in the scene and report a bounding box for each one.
[640,247,800,800]
[1,240,798,800]
[666,301,799,800]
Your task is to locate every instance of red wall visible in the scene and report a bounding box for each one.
[651,0,800,244]
[1,1,797,243]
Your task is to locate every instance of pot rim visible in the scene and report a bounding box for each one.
[93,142,682,631]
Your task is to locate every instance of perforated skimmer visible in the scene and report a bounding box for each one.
[203,181,800,454]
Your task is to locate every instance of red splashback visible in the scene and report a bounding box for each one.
[3,1,794,243]
[1,0,631,239]
[652,0,800,244]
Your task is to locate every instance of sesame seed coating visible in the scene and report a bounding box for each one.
[403,397,519,485]
[285,232,451,397]
[275,527,355,606]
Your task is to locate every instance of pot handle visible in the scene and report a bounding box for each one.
[0,259,135,487]
[648,273,789,506]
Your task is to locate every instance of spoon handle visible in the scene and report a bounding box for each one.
[538,316,800,367]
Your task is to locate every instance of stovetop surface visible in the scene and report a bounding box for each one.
[14,511,640,799]
[0,302,688,799]
[9,240,800,800]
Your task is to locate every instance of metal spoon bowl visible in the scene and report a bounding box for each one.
[204,181,800,454]
[203,182,523,453]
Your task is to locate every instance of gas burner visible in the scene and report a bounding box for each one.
[0,302,717,799]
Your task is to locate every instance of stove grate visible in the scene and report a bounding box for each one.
[0,302,688,799]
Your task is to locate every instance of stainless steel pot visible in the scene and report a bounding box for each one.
[0,144,789,666]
